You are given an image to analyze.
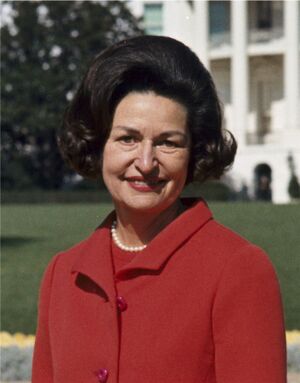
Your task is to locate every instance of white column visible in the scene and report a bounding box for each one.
[193,0,209,69]
[163,1,193,48]
[231,0,248,147]
[284,0,300,132]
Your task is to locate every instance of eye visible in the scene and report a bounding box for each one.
[118,135,137,144]
[158,140,178,148]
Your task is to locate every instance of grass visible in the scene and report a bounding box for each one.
[1,201,299,333]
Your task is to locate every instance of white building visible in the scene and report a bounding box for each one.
[129,0,300,203]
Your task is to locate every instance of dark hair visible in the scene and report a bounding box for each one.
[58,35,237,183]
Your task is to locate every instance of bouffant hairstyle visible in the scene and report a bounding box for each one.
[58,35,236,183]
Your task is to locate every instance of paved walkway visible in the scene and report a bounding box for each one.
[289,372,300,383]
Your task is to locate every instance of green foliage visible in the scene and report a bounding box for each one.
[288,174,300,199]
[1,190,112,204]
[1,1,143,190]
[287,153,300,200]
[1,202,299,333]
[182,181,234,201]
[1,181,233,204]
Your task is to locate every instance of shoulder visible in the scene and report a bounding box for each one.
[42,210,115,277]
[181,198,253,255]
[213,220,273,268]
[38,234,92,290]
[205,221,280,293]
[191,216,251,258]
[203,219,252,249]
[46,234,94,271]
[179,198,275,275]
[191,217,277,278]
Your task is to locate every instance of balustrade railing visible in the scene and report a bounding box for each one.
[248,27,283,44]
[209,27,283,49]
[209,32,231,49]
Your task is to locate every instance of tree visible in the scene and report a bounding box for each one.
[288,175,300,199]
[287,153,300,200]
[1,1,143,189]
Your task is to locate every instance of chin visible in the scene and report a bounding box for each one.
[120,194,178,215]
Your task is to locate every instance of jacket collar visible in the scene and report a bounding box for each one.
[115,198,212,278]
[71,198,212,293]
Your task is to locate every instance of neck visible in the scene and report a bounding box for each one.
[114,199,184,247]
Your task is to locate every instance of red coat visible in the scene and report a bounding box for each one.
[32,199,286,383]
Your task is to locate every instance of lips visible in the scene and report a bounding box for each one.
[125,177,165,184]
[125,177,166,192]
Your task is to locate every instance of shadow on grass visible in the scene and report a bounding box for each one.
[1,236,41,248]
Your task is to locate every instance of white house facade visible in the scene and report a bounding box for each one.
[128,0,300,203]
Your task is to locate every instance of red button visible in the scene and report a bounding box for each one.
[116,296,127,312]
[96,368,108,382]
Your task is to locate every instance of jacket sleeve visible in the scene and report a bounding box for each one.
[212,244,287,383]
[32,255,59,382]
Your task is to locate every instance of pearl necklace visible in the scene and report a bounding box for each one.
[111,221,147,252]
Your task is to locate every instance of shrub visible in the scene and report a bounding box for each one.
[182,181,234,201]
[288,174,300,199]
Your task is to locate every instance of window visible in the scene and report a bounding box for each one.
[209,1,230,47]
[209,1,230,35]
[256,1,272,29]
[248,1,283,43]
[144,3,163,35]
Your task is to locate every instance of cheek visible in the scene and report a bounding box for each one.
[163,152,190,180]
[102,145,117,183]
[102,144,131,178]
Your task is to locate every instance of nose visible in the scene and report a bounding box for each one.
[134,141,158,174]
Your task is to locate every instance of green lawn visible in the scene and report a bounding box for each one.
[1,202,299,333]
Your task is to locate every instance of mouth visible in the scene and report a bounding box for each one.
[125,177,166,192]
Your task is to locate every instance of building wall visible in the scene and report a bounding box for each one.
[129,0,300,203]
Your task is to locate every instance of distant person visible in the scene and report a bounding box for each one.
[32,36,286,383]
[256,175,272,201]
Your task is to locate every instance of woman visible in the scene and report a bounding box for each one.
[32,36,286,383]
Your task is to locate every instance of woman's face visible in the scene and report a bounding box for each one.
[102,92,190,215]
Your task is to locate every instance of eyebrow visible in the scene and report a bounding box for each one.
[113,125,188,139]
